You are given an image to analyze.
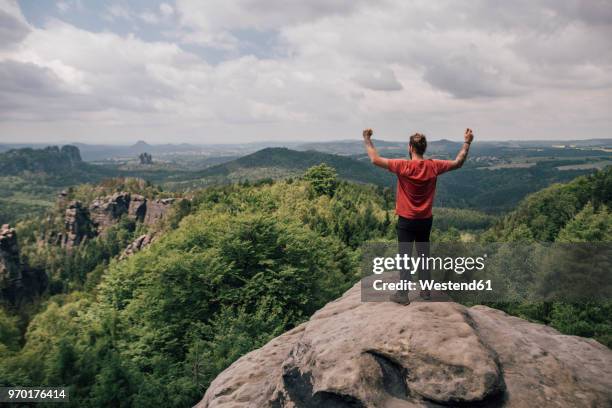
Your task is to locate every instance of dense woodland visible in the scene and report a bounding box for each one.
[0,149,610,406]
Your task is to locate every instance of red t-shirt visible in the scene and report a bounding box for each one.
[387,159,454,219]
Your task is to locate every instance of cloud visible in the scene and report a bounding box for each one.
[139,11,159,25]
[56,1,70,13]
[0,0,611,142]
[0,0,30,49]
[105,3,132,21]
[173,0,366,49]
[159,3,174,17]
[353,68,403,92]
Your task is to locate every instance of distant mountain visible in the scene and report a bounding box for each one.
[0,145,118,185]
[0,145,82,175]
[132,140,151,150]
[73,141,207,161]
[296,138,612,158]
[295,139,406,156]
[173,147,394,187]
[295,139,477,157]
[167,146,602,213]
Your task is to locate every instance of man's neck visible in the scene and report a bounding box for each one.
[411,154,424,161]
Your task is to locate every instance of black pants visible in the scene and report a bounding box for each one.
[397,216,432,282]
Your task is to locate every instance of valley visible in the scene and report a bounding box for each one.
[0,140,610,407]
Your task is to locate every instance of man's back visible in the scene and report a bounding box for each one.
[387,159,454,219]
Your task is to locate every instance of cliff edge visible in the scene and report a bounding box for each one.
[197,282,612,407]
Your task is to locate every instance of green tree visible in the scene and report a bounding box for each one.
[303,164,339,196]
[556,203,612,242]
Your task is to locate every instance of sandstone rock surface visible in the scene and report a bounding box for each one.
[89,192,132,233]
[143,198,175,225]
[63,200,93,249]
[197,282,612,408]
[88,193,173,234]
[120,233,155,259]
[50,192,176,253]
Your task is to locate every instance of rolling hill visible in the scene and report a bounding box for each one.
[164,146,601,213]
[166,147,395,188]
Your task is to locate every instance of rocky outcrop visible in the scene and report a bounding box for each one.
[139,152,153,165]
[198,283,612,408]
[88,193,173,234]
[60,145,82,163]
[120,234,155,259]
[143,198,175,225]
[128,194,147,222]
[0,145,83,175]
[0,225,21,292]
[1,224,47,305]
[52,193,174,250]
[62,201,94,249]
[89,193,132,233]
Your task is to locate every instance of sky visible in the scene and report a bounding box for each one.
[0,0,611,144]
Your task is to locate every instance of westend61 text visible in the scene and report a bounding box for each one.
[371,254,486,275]
[373,279,493,292]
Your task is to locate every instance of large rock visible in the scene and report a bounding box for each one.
[128,194,147,222]
[198,283,612,408]
[89,192,131,233]
[88,193,173,234]
[143,198,175,225]
[120,233,155,259]
[63,201,93,249]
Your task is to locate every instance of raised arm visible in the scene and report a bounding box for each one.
[363,128,389,169]
[448,128,474,170]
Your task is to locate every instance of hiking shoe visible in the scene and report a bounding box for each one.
[390,290,410,305]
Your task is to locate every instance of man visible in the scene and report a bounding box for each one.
[363,128,474,304]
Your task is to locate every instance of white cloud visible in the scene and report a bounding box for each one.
[139,10,159,25]
[159,3,174,17]
[105,3,132,21]
[352,68,403,92]
[0,0,611,143]
[56,1,70,13]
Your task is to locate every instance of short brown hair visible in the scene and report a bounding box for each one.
[409,133,427,155]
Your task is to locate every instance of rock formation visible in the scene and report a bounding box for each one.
[139,152,153,165]
[143,198,175,225]
[198,283,612,408]
[63,201,94,249]
[120,234,155,259]
[53,193,174,250]
[128,194,147,222]
[88,193,174,234]
[89,192,132,233]
[0,225,21,293]
[0,145,83,175]
[60,145,82,164]
[1,224,47,305]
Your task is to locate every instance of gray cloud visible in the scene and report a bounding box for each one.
[0,0,611,142]
[0,60,64,95]
[0,6,30,49]
[423,63,517,99]
[353,68,403,92]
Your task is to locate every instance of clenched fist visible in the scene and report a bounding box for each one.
[464,128,474,144]
[363,128,373,140]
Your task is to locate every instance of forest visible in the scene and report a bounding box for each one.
[0,156,610,407]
